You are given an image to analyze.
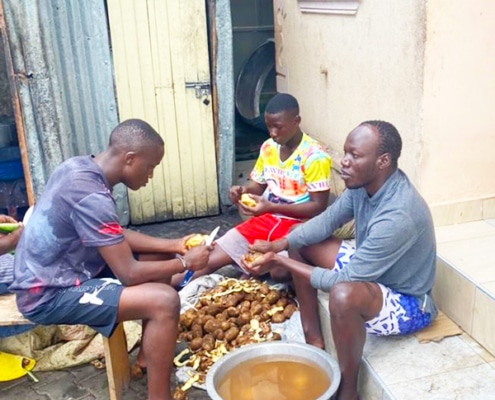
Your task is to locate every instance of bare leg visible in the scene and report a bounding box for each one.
[329,282,382,400]
[288,236,341,348]
[118,282,180,400]
[135,253,173,368]
[289,247,325,348]
[268,266,292,282]
[135,320,148,369]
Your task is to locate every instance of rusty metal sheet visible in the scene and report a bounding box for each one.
[0,0,127,223]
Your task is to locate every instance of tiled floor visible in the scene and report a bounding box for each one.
[362,331,495,399]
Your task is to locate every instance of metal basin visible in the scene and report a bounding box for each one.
[205,341,341,400]
[235,39,275,130]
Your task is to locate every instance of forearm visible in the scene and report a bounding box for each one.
[120,258,185,286]
[241,181,266,196]
[265,200,326,220]
[0,232,21,254]
[100,241,185,286]
[123,229,177,254]
[0,237,14,254]
[100,238,211,285]
[275,254,313,280]
[286,208,336,249]
[0,241,13,254]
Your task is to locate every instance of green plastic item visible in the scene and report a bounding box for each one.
[0,223,20,233]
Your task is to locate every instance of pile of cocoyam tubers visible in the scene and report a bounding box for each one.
[172,277,298,397]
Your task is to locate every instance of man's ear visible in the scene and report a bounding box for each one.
[378,153,391,169]
[124,151,137,165]
[294,115,301,125]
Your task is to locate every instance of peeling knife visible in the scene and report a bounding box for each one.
[179,225,220,288]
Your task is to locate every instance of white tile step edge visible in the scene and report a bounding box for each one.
[317,291,495,399]
[434,254,495,359]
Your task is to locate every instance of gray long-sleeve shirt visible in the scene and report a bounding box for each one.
[287,169,437,317]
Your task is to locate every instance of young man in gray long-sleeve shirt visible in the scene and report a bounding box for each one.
[242,120,437,400]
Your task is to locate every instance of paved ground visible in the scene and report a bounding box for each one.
[0,209,243,400]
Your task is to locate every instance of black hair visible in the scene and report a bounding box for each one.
[109,119,163,151]
[264,93,299,115]
[362,120,402,168]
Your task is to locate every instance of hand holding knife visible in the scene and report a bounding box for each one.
[178,226,220,288]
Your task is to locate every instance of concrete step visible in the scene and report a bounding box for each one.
[318,292,495,399]
[317,219,495,399]
[433,220,495,357]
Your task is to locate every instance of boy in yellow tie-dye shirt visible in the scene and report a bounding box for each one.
[172,93,332,285]
[250,131,332,206]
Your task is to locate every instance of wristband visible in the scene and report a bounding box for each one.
[176,254,188,270]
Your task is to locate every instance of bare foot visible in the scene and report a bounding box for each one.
[304,333,325,350]
[130,362,146,380]
[135,346,147,371]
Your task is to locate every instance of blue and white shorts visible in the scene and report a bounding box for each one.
[333,239,432,336]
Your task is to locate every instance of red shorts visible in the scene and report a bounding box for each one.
[235,213,301,244]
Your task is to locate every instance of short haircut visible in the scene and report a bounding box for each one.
[264,93,299,115]
[109,119,163,152]
[362,120,402,168]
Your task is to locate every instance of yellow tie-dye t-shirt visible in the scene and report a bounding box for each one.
[250,133,332,206]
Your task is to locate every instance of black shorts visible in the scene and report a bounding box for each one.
[23,275,124,337]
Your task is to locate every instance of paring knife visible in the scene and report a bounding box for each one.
[178,225,220,288]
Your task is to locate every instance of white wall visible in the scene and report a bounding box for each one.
[422,1,495,210]
[275,0,495,224]
[274,0,426,184]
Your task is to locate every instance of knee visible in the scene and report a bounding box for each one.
[149,285,180,319]
[288,246,304,262]
[328,282,356,315]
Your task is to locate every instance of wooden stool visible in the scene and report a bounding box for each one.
[0,293,130,400]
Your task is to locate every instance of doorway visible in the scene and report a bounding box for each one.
[231,0,276,163]
[106,0,219,224]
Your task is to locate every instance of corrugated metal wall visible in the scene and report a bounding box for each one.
[0,0,129,223]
